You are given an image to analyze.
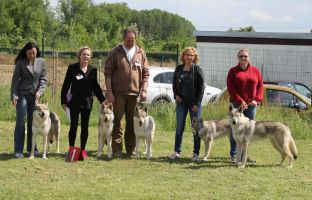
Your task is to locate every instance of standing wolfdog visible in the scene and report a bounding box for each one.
[133,105,155,159]
[228,104,298,168]
[97,103,114,159]
[30,103,51,159]
[191,117,232,161]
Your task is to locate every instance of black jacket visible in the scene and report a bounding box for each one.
[172,64,205,105]
[61,62,105,109]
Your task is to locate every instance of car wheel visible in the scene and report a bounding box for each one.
[153,97,170,106]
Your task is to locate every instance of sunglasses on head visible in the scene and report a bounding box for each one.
[239,55,248,58]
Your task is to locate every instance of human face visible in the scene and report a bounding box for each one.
[79,49,91,64]
[26,48,37,63]
[184,51,196,65]
[237,51,249,66]
[123,32,136,49]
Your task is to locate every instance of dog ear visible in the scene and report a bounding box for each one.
[229,103,234,111]
[238,105,243,113]
[192,117,197,124]
[144,106,148,113]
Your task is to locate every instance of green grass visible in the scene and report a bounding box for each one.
[2,85,312,199]
[1,120,312,199]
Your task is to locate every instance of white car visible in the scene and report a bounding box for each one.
[146,67,221,106]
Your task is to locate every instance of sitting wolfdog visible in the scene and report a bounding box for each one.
[191,117,232,161]
[228,104,298,168]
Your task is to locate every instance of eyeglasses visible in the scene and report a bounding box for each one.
[239,55,248,58]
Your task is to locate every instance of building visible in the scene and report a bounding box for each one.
[194,31,312,89]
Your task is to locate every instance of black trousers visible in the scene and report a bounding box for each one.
[68,107,91,150]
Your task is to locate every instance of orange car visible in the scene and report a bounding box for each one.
[211,84,311,111]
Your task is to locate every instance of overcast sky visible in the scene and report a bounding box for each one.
[51,0,312,33]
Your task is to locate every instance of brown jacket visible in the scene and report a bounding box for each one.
[104,44,149,95]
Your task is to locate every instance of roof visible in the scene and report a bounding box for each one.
[194,31,312,40]
[193,31,312,45]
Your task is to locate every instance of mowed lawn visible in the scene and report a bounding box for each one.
[0,120,312,200]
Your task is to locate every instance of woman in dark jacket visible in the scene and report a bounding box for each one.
[61,46,106,160]
[169,47,205,161]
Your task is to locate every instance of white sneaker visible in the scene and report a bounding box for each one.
[191,153,199,162]
[169,152,180,160]
[15,153,24,158]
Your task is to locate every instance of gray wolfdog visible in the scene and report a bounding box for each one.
[30,103,51,159]
[228,104,298,168]
[97,103,114,159]
[133,105,155,159]
[191,117,232,161]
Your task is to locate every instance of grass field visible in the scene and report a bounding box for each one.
[1,120,312,200]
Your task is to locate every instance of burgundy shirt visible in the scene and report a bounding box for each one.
[227,63,263,104]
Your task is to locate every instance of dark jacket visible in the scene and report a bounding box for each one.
[61,62,105,109]
[172,64,205,105]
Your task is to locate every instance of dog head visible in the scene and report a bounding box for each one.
[191,117,204,137]
[134,105,148,126]
[99,103,114,122]
[33,103,50,120]
[228,103,245,125]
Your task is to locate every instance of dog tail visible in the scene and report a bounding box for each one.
[289,137,298,160]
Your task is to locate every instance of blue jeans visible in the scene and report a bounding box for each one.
[174,101,202,155]
[14,95,36,154]
[230,103,257,157]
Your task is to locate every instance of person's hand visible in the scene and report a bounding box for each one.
[35,93,40,104]
[62,104,67,112]
[249,100,258,107]
[192,105,199,112]
[241,101,248,110]
[175,95,182,104]
[140,90,147,101]
[11,99,17,106]
[107,91,115,104]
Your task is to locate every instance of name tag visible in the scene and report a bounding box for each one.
[134,61,141,67]
[76,74,83,80]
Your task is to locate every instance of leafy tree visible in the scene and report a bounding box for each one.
[228,26,255,32]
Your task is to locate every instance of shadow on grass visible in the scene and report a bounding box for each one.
[150,156,281,169]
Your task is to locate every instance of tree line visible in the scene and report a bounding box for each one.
[0,0,195,52]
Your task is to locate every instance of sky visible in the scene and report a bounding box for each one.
[51,0,312,33]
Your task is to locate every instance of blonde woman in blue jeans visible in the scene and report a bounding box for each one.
[169,47,205,161]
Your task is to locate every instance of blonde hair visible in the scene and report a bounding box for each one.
[237,48,250,56]
[179,46,199,65]
[77,46,93,60]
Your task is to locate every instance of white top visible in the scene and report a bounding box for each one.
[122,44,136,62]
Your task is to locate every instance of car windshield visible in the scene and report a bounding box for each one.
[153,72,174,84]
[280,82,312,101]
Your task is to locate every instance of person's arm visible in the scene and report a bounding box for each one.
[61,65,72,110]
[11,61,22,105]
[140,50,149,100]
[104,51,116,104]
[35,59,48,101]
[92,68,106,103]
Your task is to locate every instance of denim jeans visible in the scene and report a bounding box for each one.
[14,95,35,153]
[229,103,257,157]
[174,100,202,155]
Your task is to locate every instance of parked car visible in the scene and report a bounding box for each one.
[146,67,222,106]
[264,81,312,101]
[212,84,311,111]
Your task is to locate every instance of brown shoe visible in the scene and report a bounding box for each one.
[113,151,122,159]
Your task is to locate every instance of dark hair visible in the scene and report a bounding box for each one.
[122,26,137,39]
[15,42,41,64]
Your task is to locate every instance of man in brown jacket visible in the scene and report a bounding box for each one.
[104,27,149,158]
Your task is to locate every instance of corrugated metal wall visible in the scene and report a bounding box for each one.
[197,42,312,90]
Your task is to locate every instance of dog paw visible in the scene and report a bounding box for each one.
[29,156,34,159]
[202,157,208,161]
